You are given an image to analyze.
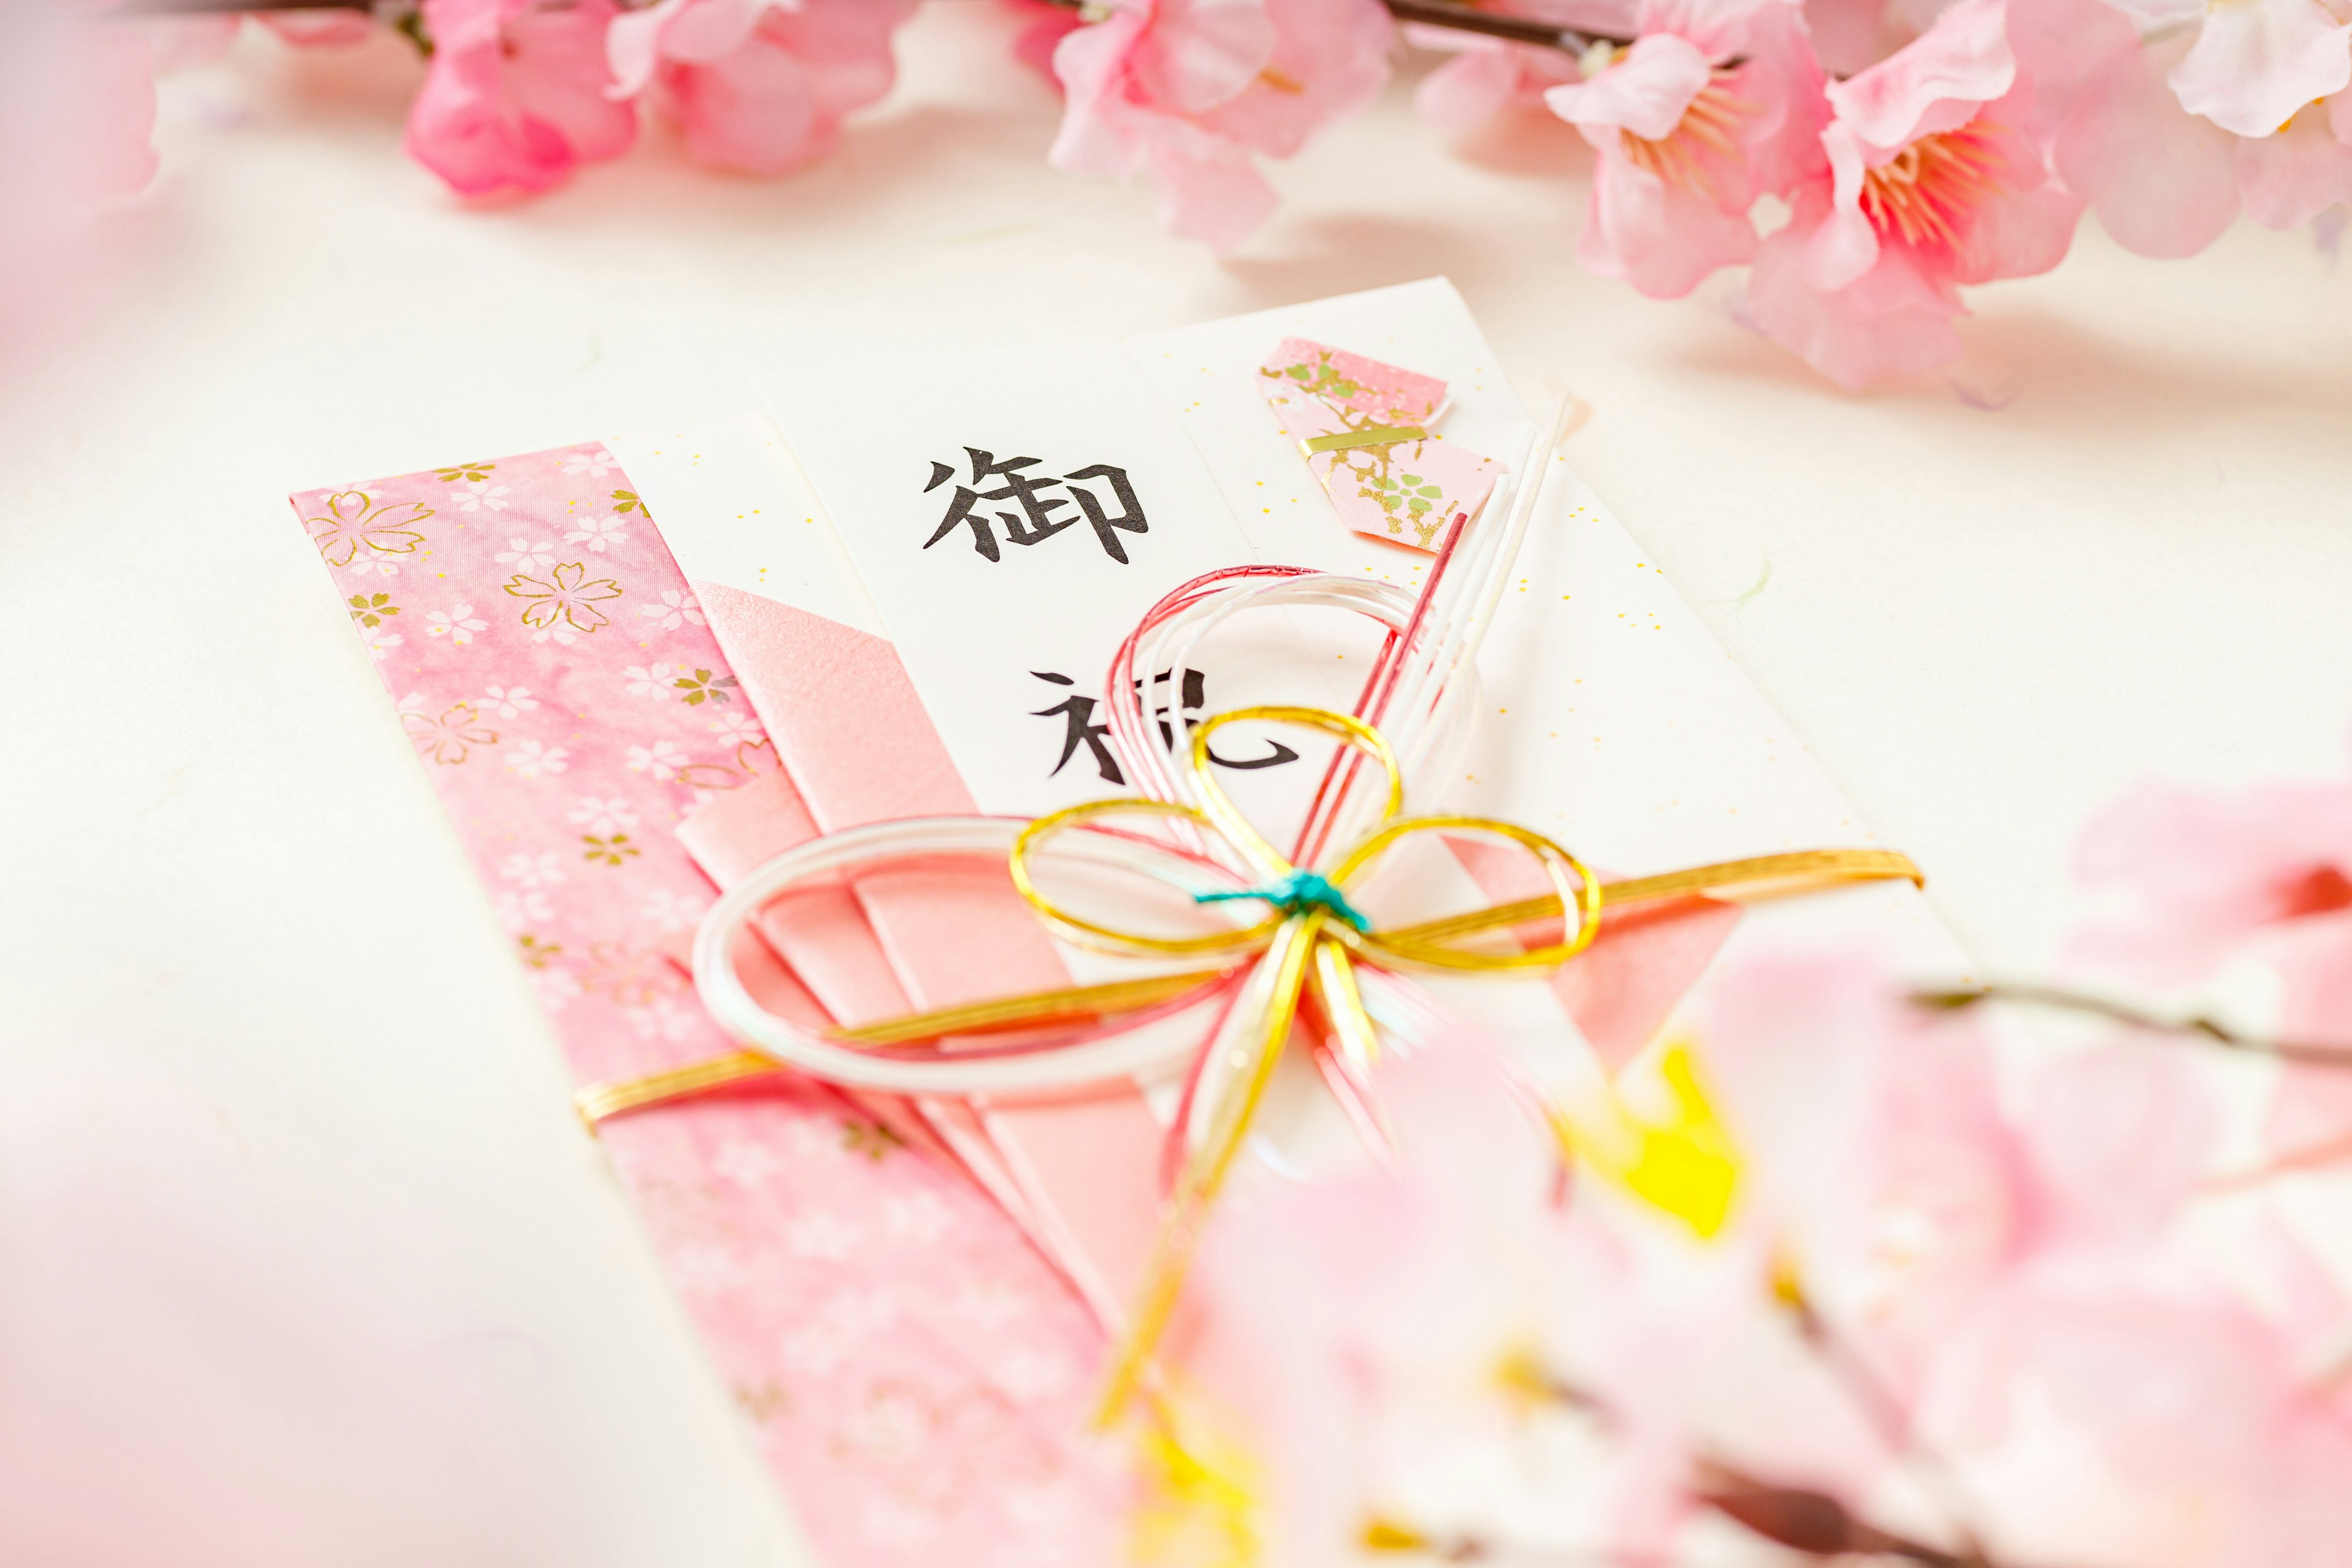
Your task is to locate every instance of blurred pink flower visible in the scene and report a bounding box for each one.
[407,0,638,198]
[2237,90,2352,227]
[72,17,161,208]
[2127,0,2352,141]
[1696,951,2352,1566]
[254,11,379,48]
[1743,0,2082,388]
[606,0,916,176]
[2013,0,2245,256]
[1004,0,1085,83]
[1047,0,1393,252]
[2017,0,2352,255]
[2071,772,2352,1023]
[1412,32,1581,133]
[1545,0,1828,299]
[1407,1,1628,132]
[1698,954,2221,1391]
[2071,736,2352,1155]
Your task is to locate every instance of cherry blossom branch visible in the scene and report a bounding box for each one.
[1030,0,1636,56]
[120,0,1638,51]
[1378,0,1618,53]
[1913,982,2352,1070]
[1441,1370,2013,1568]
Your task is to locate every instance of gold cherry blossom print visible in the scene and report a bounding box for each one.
[505,562,623,634]
[401,699,499,765]
[303,492,431,568]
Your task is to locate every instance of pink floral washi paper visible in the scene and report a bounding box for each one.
[290,447,1126,1567]
[1257,337,1502,551]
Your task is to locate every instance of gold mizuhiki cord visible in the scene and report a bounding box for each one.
[571,705,1923,1424]
[1299,423,1430,456]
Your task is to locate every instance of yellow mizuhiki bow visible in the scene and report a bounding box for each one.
[1004,704,1911,1422]
[572,704,1922,1424]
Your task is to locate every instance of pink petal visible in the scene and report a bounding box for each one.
[2028,13,2242,259]
[1546,32,1713,142]
[408,0,636,198]
[1048,9,1152,181]
[2068,778,2352,982]
[1143,123,1280,251]
[1826,0,2015,151]
[1803,124,1880,290]
[2170,0,2352,140]
[605,0,691,98]
[1415,44,1528,132]
[2024,1043,2216,1246]
[255,10,377,48]
[1748,207,1968,389]
[1577,153,1762,298]
[1133,0,1275,115]
[1943,140,2082,284]
[2238,99,2352,227]
[1199,0,1392,159]
[147,16,242,74]
[70,21,159,205]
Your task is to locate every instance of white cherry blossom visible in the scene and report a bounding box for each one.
[479,684,538,718]
[556,447,617,478]
[494,538,557,573]
[567,795,640,834]
[445,481,513,513]
[564,513,630,552]
[623,662,682,698]
[624,740,687,780]
[504,739,570,778]
[638,589,706,630]
[497,850,567,888]
[424,603,487,644]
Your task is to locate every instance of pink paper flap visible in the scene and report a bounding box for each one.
[292,446,1124,1564]
[1444,836,1743,1071]
[695,581,1165,1318]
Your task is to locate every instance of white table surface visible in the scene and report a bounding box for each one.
[4,6,2349,1564]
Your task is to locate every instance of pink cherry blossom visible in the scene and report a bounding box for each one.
[1047,0,1394,253]
[2012,0,2244,257]
[1408,0,1633,134]
[2016,0,2352,255]
[1743,0,2082,388]
[1412,32,1581,134]
[2137,0,2352,142]
[2070,737,2352,1156]
[605,0,916,177]
[60,12,160,208]
[1694,951,2352,1567]
[1005,0,1085,83]
[2070,772,2352,1025]
[406,0,637,198]
[254,11,378,48]
[2237,90,2352,228]
[1545,0,1829,300]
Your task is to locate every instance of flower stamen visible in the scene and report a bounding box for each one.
[1618,72,1757,203]
[1858,124,2002,250]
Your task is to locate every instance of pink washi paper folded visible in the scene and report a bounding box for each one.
[682,583,1166,1326]
[1257,337,1502,552]
[292,448,1126,1568]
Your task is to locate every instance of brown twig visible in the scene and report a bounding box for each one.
[116,0,1633,47]
[1912,981,2352,1070]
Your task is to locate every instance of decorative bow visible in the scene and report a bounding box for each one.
[573,697,1920,1423]
[1010,702,1615,1415]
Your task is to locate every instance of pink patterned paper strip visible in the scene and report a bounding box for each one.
[1257,337,1502,552]
[290,447,1126,1568]
[688,581,1166,1325]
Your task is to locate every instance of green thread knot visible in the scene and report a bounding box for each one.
[1194,870,1371,933]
